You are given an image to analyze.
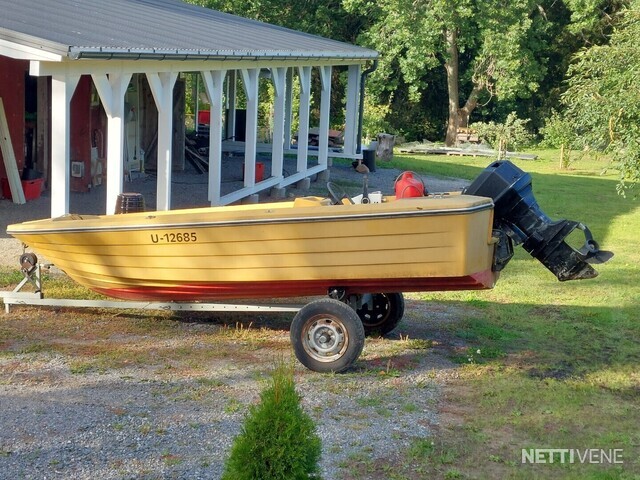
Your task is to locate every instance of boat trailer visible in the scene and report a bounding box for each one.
[1,260,303,315]
[1,258,397,374]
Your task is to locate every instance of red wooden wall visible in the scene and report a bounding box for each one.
[0,56,27,181]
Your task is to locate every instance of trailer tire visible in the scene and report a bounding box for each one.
[356,293,405,336]
[290,298,365,373]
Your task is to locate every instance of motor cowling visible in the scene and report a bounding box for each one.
[464,160,613,281]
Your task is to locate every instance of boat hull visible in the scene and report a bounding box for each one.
[7,195,498,301]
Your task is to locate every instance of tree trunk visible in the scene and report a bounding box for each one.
[444,28,460,147]
[444,29,482,146]
[458,86,481,129]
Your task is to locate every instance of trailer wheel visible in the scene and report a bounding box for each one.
[290,298,365,373]
[356,293,405,336]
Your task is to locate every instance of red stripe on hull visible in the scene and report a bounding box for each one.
[93,270,498,301]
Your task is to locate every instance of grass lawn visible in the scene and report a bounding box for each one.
[379,150,640,479]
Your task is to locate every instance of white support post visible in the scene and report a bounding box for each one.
[227,70,237,141]
[50,74,80,217]
[296,66,312,173]
[284,68,293,148]
[146,72,178,211]
[201,70,227,205]
[240,68,259,188]
[318,66,332,168]
[344,64,361,156]
[92,72,133,214]
[270,67,287,183]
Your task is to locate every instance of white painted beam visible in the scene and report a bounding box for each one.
[31,58,366,78]
[146,72,178,211]
[0,39,63,61]
[201,70,227,205]
[296,66,312,173]
[270,67,287,184]
[318,66,332,168]
[344,64,361,156]
[92,72,133,214]
[50,74,80,217]
[240,68,259,189]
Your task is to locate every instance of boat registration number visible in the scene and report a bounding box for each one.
[151,232,198,243]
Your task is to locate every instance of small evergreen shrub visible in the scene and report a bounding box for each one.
[222,362,322,480]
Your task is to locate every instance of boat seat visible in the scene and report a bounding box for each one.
[293,196,333,207]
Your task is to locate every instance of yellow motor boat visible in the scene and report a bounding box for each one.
[7,192,499,301]
[6,161,612,372]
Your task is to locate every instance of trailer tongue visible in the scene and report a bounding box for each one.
[464,160,613,281]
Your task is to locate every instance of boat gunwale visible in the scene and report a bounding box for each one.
[8,202,494,235]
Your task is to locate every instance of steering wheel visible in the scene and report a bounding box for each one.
[327,182,355,205]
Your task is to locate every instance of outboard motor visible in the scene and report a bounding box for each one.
[464,161,613,281]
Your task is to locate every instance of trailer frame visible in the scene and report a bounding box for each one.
[0,263,302,315]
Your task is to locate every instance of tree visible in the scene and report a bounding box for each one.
[221,362,322,480]
[561,0,640,191]
[471,112,533,159]
[344,0,547,145]
[189,0,362,42]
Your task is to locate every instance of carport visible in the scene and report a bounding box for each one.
[0,0,377,216]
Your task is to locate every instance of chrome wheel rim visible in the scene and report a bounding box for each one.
[303,315,348,362]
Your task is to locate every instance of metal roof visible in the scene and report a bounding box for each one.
[0,0,377,61]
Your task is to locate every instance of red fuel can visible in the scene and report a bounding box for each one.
[394,171,425,198]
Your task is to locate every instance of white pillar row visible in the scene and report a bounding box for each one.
[284,68,293,148]
[296,66,312,173]
[91,72,133,215]
[240,68,259,188]
[201,69,227,205]
[270,66,287,183]
[318,66,332,168]
[344,64,361,156]
[50,74,80,218]
[146,72,178,211]
[226,70,237,141]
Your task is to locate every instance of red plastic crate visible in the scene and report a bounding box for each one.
[22,178,44,200]
[1,177,43,201]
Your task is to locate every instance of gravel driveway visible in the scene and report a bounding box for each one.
[1,158,470,479]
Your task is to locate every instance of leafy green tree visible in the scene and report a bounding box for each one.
[190,0,362,41]
[222,362,322,480]
[343,0,548,145]
[561,0,640,191]
[539,110,576,168]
